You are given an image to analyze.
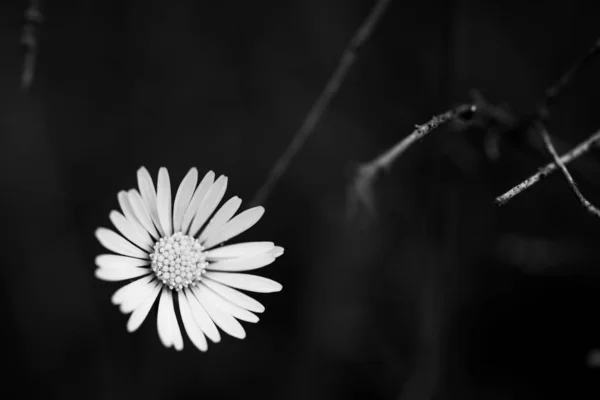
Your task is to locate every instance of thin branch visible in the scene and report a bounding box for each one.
[538,126,600,218]
[250,0,393,207]
[494,37,600,206]
[347,104,475,217]
[495,129,600,206]
[539,38,600,118]
[365,104,474,171]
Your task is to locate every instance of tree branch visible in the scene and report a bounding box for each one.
[347,104,475,217]
[250,0,393,207]
[495,129,600,206]
[538,126,600,218]
[539,38,600,118]
[494,37,600,206]
[362,104,474,172]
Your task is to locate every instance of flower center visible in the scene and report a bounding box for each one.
[150,232,207,291]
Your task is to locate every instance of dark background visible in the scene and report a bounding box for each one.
[1,0,600,399]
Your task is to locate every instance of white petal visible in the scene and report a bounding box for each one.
[200,283,258,323]
[182,171,215,234]
[118,191,144,230]
[128,189,160,239]
[206,253,275,272]
[204,271,282,293]
[95,227,149,259]
[111,275,154,305]
[95,254,149,269]
[206,242,274,260]
[199,196,241,243]
[202,278,265,313]
[157,289,173,348]
[192,286,246,339]
[137,167,164,237]
[185,290,221,343]
[203,206,264,249]
[109,210,153,251]
[156,167,173,237]
[166,290,184,350]
[189,175,228,237]
[95,267,150,282]
[178,291,208,352]
[127,284,161,332]
[120,280,160,313]
[172,168,198,233]
[269,246,285,258]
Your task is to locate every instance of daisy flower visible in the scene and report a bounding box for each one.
[94,167,284,352]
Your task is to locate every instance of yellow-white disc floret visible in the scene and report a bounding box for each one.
[150,231,207,291]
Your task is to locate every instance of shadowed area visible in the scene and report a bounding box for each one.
[1,0,599,399]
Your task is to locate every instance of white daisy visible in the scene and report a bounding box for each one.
[94,167,284,352]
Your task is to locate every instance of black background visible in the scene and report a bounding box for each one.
[1,0,600,399]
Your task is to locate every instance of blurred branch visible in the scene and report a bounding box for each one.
[538,125,600,218]
[250,0,392,207]
[474,38,599,140]
[347,104,475,217]
[538,38,600,119]
[21,0,44,90]
[495,129,600,206]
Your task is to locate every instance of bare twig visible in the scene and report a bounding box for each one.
[539,38,600,118]
[495,129,600,206]
[370,105,474,171]
[538,126,600,217]
[347,104,475,217]
[494,37,600,205]
[250,0,392,207]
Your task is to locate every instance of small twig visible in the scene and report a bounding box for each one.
[250,0,392,207]
[370,105,474,171]
[538,125,600,218]
[494,37,600,206]
[495,129,600,206]
[539,38,600,118]
[347,104,475,217]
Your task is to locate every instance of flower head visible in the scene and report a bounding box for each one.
[95,167,284,351]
